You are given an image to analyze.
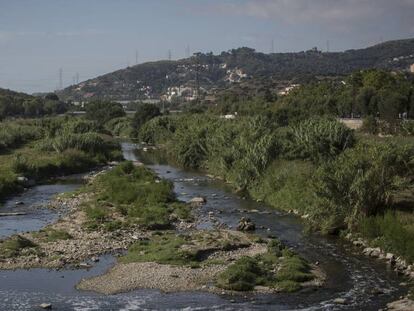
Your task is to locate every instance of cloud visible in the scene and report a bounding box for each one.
[192,0,414,34]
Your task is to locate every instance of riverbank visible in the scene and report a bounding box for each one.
[0,117,123,203]
[0,160,324,296]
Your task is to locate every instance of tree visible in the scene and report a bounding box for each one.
[131,103,161,136]
[85,101,125,124]
[45,93,59,101]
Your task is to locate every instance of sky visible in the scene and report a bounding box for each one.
[0,0,413,93]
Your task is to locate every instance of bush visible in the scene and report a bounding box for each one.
[312,142,414,232]
[284,118,355,163]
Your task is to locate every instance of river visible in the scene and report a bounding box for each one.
[0,142,407,310]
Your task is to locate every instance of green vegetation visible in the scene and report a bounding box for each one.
[122,230,254,266]
[358,211,414,262]
[134,69,414,265]
[82,161,191,231]
[0,116,121,202]
[121,233,198,266]
[131,103,161,136]
[216,239,313,292]
[0,235,37,258]
[0,88,68,119]
[33,228,72,242]
[105,116,133,137]
[85,100,125,124]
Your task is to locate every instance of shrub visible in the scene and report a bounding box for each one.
[312,142,414,231]
[0,235,37,258]
[284,118,355,163]
[217,256,264,291]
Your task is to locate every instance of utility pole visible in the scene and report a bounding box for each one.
[168,49,172,61]
[76,72,79,84]
[271,39,274,53]
[59,68,63,90]
[326,40,330,53]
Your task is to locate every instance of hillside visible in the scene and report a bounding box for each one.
[58,38,414,102]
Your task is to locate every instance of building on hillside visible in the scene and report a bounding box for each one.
[410,63,414,73]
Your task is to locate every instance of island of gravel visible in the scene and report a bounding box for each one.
[0,161,324,294]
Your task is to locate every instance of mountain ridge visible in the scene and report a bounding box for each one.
[57,38,414,102]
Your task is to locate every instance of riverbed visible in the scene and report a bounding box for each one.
[0,142,408,310]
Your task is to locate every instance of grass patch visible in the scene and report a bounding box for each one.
[121,233,198,266]
[33,228,72,242]
[121,230,255,266]
[0,235,37,258]
[82,161,191,231]
[357,210,414,263]
[248,160,316,215]
[216,239,313,292]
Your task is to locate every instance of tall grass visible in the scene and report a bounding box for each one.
[358,211,414,262]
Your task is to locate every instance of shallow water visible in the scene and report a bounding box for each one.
[0,183,81,239]
[0,142,408,310]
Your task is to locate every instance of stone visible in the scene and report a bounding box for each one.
[387,298,414,311]
[363,247,374,256]
[237,217,256,231]
[189,197,206,205]
[386,253,396,261]
[17,176,28,182]
[39,303,52,309]
[333,298,347,305]
[370,248,381,258]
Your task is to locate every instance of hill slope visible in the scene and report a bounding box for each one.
[58,38,414,101]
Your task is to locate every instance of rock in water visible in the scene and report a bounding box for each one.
[39,303,52,309]
[189,197,206,205]
[333,298,347,305]
[237,217,256,231]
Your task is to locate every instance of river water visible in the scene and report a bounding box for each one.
[0,142,408,310]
